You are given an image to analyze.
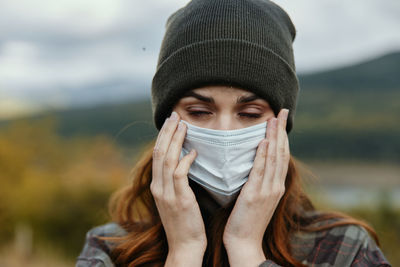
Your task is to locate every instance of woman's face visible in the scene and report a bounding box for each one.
[173,85,275,130]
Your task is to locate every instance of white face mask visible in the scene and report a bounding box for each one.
[180,121,267,207]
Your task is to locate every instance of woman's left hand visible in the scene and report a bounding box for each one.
[223,109,290,267]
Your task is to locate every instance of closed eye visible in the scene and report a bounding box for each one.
[188,111,262,118]
[188,110,212,117]
[238,113,262,119]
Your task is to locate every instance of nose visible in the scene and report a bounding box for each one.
[213,113,237,130]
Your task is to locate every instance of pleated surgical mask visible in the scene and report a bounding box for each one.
[180,120,267,206]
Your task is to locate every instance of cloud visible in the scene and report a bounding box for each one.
[275,0,400,72]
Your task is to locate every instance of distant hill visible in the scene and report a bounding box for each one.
[1,51,399,161]
[299,51,400,91]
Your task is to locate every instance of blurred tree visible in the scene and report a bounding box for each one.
[0,117,130,257]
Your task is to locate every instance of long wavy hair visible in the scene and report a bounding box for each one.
[102,142,379,266]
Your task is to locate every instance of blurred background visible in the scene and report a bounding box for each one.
[0,0,399,266]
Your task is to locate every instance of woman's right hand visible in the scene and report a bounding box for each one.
[151,111,207,267]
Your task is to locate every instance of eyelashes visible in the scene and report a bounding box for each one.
[188,110,212,117]
[238,112,261,119]
[188,110,262,119]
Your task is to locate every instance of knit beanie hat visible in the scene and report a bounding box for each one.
[151,0,299,132]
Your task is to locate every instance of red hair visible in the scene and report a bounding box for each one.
[102,143,379,266]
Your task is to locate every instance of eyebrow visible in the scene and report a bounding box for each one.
[182,91,261,104]
[182,91,214,103]
[237,94,261,103]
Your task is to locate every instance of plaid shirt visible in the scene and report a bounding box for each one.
[76,220,391,267]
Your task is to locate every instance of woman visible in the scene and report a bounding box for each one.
[77,0,391,266]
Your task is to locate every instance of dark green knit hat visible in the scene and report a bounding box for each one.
[151,0,299,132]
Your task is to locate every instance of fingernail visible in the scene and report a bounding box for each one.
[178,121,185,131]
[170,111,178,121]
[283,109,289,120]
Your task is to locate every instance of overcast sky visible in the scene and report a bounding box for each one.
[0,0,399,118]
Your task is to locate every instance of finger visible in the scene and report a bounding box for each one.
[283,127,290,177]
[156,112,179,152]
[151,118,169,194]
[152,112,180,192]
[154,117,167,149]
[285,133,290,156]
[174,149,197,197]
[163,121,187,195]
[273,109,289,186]
[247,139,269,191]
[262,117,278,189]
